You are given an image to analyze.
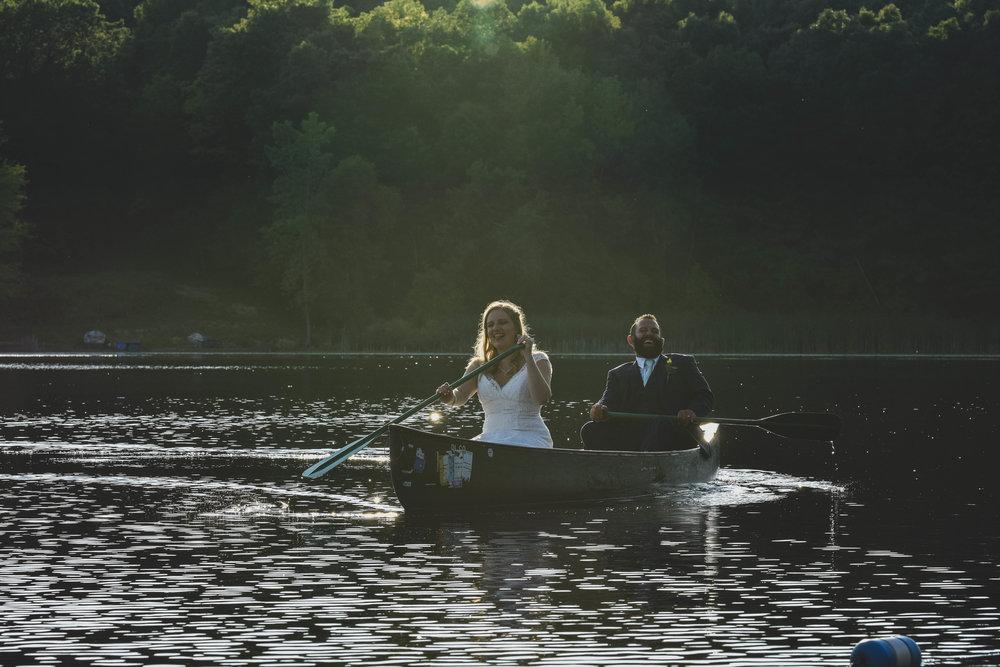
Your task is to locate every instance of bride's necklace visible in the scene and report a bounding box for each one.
[496,361,517,376]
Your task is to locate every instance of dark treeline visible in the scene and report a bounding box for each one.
[1,0,998,351]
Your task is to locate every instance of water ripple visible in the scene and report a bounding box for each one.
[2,355,998,665]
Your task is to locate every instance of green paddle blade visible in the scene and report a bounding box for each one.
[757,412,842,441]
[302,433,378,479]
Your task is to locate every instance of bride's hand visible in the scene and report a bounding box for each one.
[517,334,534,359]
[436,382,455,404]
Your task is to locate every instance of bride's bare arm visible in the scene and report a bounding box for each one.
[512,331,552,406]
[523,353,552,405]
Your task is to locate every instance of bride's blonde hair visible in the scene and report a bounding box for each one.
[472,300,542,374]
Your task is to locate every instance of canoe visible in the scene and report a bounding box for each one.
[388,424,721,512]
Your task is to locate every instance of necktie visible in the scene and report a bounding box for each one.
[640,358,653,386]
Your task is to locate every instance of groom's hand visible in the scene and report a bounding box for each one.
[590,403,608,421]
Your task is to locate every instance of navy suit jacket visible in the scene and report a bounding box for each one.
[598,353,714,418]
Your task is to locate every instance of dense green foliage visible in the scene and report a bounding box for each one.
[0,154,28,300]
[1,0,997,349]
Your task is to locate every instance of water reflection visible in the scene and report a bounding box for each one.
[1,354,998,665]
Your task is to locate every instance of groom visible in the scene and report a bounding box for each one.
[581,314,714,451]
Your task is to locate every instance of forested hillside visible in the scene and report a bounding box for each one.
[1,0,998,351]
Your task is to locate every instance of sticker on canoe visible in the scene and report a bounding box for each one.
[438,447,473,488]
[401,446,426,475]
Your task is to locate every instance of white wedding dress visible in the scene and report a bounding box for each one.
[473,351,553,448]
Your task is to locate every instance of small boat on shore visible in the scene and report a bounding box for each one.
[387,424,721,512]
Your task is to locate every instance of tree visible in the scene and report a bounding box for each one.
[0,154,28,300]
[263,112,399,347]
[263,112,339,347]
[186,0,354,171]
[0,0,128,169]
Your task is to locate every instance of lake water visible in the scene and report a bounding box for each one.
[1,354,998,666]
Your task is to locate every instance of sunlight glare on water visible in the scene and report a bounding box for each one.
[1,354,998,665]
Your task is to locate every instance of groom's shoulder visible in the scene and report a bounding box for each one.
[609,360,635,375]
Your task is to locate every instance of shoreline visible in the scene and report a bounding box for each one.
[3,351,1000,360]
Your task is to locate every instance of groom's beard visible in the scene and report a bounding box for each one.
[632,335,664,359]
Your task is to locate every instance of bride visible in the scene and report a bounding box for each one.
[436,300,553,448]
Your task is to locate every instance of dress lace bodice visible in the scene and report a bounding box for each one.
[474,351,553,448]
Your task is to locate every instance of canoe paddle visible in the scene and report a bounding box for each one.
[606,411,842,442]
[302,344,526,479]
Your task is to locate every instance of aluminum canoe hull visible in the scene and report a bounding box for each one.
[388,424,720,511]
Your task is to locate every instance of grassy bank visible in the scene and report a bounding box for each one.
[2,269,998,354]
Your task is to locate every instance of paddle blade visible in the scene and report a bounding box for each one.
[758,412,842,441]
[302,434,374,479]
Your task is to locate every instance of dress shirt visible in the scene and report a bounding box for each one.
[636,356,658,386]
